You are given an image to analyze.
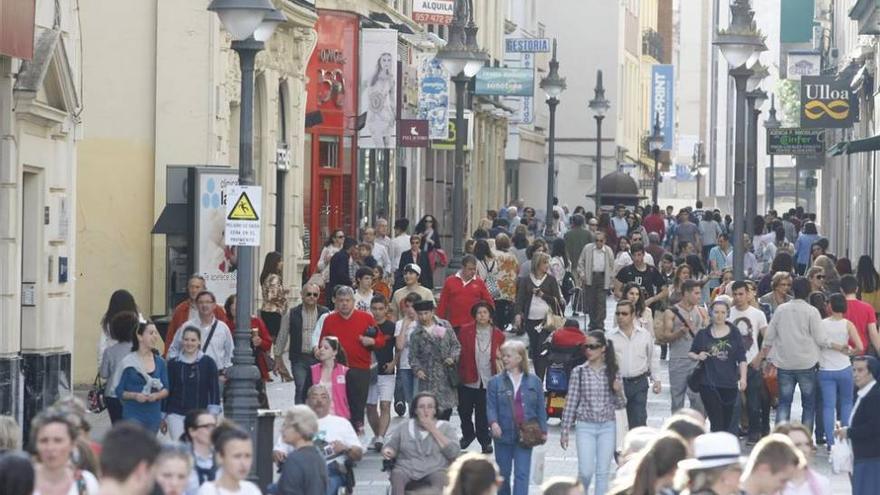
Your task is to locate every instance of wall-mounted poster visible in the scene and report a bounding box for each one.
[359,29,398,149]
[417,56,450,140]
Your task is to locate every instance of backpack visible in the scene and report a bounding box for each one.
[545,363,569,393]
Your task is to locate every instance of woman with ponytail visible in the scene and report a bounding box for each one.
[560,330,626,495]
[619,432,689,495]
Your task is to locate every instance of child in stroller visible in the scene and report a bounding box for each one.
[543,319,587,418]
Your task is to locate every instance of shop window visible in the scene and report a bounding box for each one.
[319,136,339,168]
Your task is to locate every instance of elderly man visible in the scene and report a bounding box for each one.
[576,232,615,330]
[436,254,494,331]
[165,274,228,356]
[374,218,393,253]
[275,282,330,404]
[363,226,392,276]
[274,385,364,495]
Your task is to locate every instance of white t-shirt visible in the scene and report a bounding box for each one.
[34,470,99,495]
[354,290,374,312]
[728,305,767,363]
[394,319,417,370]
[273,414,361,455]
[197,480,262,495]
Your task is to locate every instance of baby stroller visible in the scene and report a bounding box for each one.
[543,335,587,418]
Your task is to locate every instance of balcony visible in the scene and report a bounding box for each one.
[642,29,664,61]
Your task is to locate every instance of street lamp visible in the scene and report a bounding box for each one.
[764,94,781,210]
[207,0,277,442]
[588,70,610,214]
[436,0,488,269]
[714,0,763,282]
[540,39,566,236]
[692,142,708,202]
[649,113,664,206]
[745,86,767,235]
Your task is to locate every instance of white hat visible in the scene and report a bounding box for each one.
[403,263,422,275]
[678,432,745,471]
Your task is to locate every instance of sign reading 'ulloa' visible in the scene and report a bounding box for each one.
[800,76,859,128]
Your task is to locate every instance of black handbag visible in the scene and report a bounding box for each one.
[445,361,460,388]
[686,361,704,393]
[87,373,106,413]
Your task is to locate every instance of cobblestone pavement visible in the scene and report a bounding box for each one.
[81,298,852,494]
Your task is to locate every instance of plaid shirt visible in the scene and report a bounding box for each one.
[561,363,625,440]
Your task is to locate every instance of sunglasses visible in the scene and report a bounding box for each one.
[194,423,216,430]
[334,235,344,239]
[304,292,319,297]
[585,343,604,350]
[615,312,631,316]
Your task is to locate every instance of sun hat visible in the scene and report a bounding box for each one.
[678,432,746,471]
[403,263,422,275]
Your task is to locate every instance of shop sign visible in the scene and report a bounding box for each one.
[474,68,535,97]
[417,56,450,139]
[505,38,552,53]
[651,64,675,150]
[786,50,821,81]
[306,12,359,130]
[412,0,454,25]
[432,111,472,150]
[398,119,430,148]
[767,128,825,155]
[800,76,858,128]
[359,29,399,149]
[503,50,534,125]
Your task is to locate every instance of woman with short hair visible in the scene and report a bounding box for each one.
[277,406,328,495]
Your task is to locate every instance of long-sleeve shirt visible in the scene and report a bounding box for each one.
[561,363,625,441]
[318,310,384,370]
[765,299,830,370]
[436,274,495,328]
[167,317,234,370]
[606,326,658,380]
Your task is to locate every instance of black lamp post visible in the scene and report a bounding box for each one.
[713,0,763,281]
[691,142,708,202]
[763,94,781,210]
[436,0,487,269]
[539,40,566,235]
[649,114,664,206]
[745,87,766,234]
[588,70,610,214]
[207,0,280,447]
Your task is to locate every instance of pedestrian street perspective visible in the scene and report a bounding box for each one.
[1,1,880,495]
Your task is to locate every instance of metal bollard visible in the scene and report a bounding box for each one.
[256,409,281,491]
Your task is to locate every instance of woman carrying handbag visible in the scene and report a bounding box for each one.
[514,252,564,380]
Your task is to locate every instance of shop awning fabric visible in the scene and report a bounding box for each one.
[828,134,880,156]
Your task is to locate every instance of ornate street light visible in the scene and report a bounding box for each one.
[713,0,763,281]
[745,85,767,234]
[207,0,280,452]
[649,114,665,206]
[435,0,488,268]
[764,94,782,210]
[540,39,566,235]
[588,70,610,214]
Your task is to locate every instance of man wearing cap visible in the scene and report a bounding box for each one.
[677,432,745,494]
[436,254,495,332]
[835,355,880,494]
[395,234,434,291]
[390,263,434,320]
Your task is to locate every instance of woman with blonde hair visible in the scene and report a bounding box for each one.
[486,340,547,495]
[30,408,99,495]
[277,405,327,495]
[514,251,564,378]
[0,416,19,450]
[812,255,840,295]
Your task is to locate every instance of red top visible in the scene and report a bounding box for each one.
[436,275,495,328]
[165,301,229,357]
[319,310,384,370]
[643,213,666,240]
[228,316,274,381]
[845,298,876,354]
[551,326,588,348]
[457,322,505,385]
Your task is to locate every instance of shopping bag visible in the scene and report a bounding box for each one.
[530,445,546,485]
[615,408,629,451]
[830,439,853,474]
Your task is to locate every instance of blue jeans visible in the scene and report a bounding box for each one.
[575,421,616,495]
[327,464,345,495]
[395,369,414,405]
[776,367,818,431]
[818,367,854,446]
[494,442,532,495]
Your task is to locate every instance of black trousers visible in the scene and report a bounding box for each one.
[106,397,123,424]
[346,367,372,430]
[494,299,515,330]
[700,385,739,432]
[260,311,282,340]
[525,319,548,379]
[584,273,607,330]
[458,385,490,448]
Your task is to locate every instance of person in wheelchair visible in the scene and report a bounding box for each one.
[381,392,460,495]
[544,319,588,401]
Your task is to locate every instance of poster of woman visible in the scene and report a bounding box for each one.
[359,29,398,149]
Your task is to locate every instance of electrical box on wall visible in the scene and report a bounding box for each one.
[46,195,69,243]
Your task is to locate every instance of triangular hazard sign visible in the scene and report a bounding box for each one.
[227,191,259,221]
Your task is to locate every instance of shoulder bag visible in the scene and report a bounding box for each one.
[507,378,546,448]
[87,373,106,413]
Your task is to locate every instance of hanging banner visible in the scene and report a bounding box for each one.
[359,29,398,149]
[398,119,430,148]
[651,64,675,150]
[767,128,825,155]
[417,56,450,140]
[800,76,859,128]
[785,50,821,81]
[412,0,454,25]
[503,46,535,125]
[474,68,535,96]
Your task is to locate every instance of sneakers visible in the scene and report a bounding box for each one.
[394,401,406,417]
[481,444,494,454]
[372,438,384,452]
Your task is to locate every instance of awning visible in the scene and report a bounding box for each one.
[151,204,188,235]
[827,134,880,156]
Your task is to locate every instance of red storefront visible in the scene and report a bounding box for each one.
[305,11,360,271]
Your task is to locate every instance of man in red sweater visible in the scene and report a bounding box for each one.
[436,254,495,331]
[319,285,385,433]
[642,204,666,243]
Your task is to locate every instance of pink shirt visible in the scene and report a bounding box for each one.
[311,363,351,419]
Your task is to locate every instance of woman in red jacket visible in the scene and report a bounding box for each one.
[457,301,506,454]
[224,294,273,407]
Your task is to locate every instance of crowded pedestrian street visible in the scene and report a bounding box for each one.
[6,1,880,495]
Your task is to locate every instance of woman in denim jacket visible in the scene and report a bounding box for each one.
[486,340,548,495]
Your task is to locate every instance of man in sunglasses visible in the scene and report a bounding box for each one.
[275,282,330,404]
[842,274,880,355]
[607,300,661,428]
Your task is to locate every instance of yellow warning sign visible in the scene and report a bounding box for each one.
[227,191,259,221]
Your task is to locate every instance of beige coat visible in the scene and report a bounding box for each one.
[576,242,615,289]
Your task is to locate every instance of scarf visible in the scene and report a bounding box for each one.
[119,352,165,395]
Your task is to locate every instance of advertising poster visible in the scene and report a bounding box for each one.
[651,64,675,150]
[195,170,238,304]
[359,29,399,149]
[417,56,450,140]
[411,0,454,25]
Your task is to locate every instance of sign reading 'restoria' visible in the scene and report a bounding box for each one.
[412,0,454,25]
[767,128,825,155]
[505,38,552,53]
[800,76,859,128]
